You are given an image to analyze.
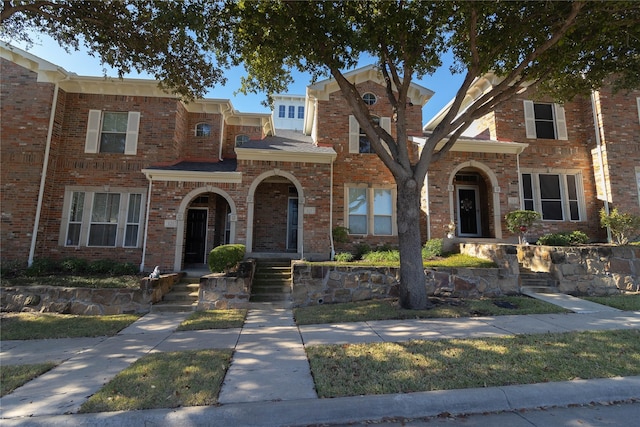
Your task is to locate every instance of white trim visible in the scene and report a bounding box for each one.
[554,103,568,140]
[85,109,101,153]
[411,136,528,155]
[523,100,536,139]
[348,115,359,153]
[637,97,640,125]
[124,111,140,155]
[141,169,242,183]
[235,147,336,164]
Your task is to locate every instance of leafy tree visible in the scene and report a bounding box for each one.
[3,1,639,308]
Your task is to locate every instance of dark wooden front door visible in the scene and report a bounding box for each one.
[185,209,207,264]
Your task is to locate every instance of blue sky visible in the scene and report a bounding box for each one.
[13,34,464,125]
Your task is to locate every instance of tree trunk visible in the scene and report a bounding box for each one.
[396,177,431,309]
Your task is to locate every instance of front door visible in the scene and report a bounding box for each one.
[286,197,298,251]
[185,208,207,264]
[457,186,481,237]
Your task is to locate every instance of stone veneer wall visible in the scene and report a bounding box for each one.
[460,243,640,295]
[1,274,181,315]
[291,262,518,308]
[197,260,256,310]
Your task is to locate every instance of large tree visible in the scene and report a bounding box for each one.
[3,1,639,308]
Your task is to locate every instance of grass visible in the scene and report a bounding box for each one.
[78,349,232,413]
[177,309,247,331]
[0,363,58,397]
[294,296,568,325]
[307,329,640,398]
[311,253,497,268]
[1,274,142,289]
[583,294,640,311]
[0,313,141,340]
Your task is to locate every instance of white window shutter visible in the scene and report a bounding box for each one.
[85,110,101,153]
[554,104,568,140]
[379,117,392,155]
[523,100,536,139]
[348,115,359,153]
[124,112,141,155]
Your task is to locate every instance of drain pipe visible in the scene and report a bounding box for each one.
[329,160,336,259]
[28,81,60,266]
[591,90,612,242]
[140,178,153,272]
[424,174,431,241]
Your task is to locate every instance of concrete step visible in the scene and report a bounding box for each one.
[150,301,197,313]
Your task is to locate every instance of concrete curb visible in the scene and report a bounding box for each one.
[2,376,639,426]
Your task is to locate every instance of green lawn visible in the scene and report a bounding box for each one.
[0,363,58,397]
[583,294,640,311]
[0,313,141,340]
[177,309,247,331]
[307,329,640,398]
[78,349,232,412]
[294,296,568,325]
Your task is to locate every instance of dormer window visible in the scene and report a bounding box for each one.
[363,93,377,106]
[236,134,249,147]
[195,123,211,137]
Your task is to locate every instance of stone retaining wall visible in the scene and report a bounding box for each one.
[461,243,640,295]
[291,262,518,308]
[1,273,182,315]
[197,260,256,310]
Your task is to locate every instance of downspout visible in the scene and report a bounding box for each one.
[28,81,60,266]
[591,90,612,242]
[140,178,153,272]
[424,174,431,241]
[329,160,335,260]
[218,113,225,160]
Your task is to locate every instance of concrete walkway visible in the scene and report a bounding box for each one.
[1,294,639,426]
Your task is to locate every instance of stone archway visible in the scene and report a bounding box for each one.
[246,169,305,256]
[447,161,502,239]
[173,187,238,271]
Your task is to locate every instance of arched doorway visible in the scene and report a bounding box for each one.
[246,170,304,255]
[448,161,502,239]
[174,187,237,271]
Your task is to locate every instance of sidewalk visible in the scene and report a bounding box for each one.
[1,294,639,426]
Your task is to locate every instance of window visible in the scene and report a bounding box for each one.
[521,172,583,221]
[346,186,395,235]
[348,115,392,154]
[62,188,144,247]
[235,134,249,147]
[85,110,140,154]
[195,123,211,137]
[288,106,295,118]
[523,100,567,140]
[297,106,304,119]
[278,105,286,118]
[363,93,377,105]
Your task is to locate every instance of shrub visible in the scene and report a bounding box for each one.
[505,210,541,233]
[422,238,444,259]
[600,208,640,245]
[60,257,90,274]
[1,260,27,279]
[88,259,120,275]
[362,250,400,263]
[332,226,350,244]
[208,244,246,273]
[25,258,59,276]
[334,252,354,263]
[352,243,371,260]
[537,231,589,246]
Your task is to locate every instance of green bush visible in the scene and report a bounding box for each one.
[0,260,27,279]
[334,252,354,262]
[352,243,371,260]
[60,257,90,274]
[88,259,120,275]
[332,226,350,244]
[362,250,400,263]
[422,238,444,259]
[600,208,640,245]
[25,258,60,276]
[208,244,246,273]
[537,231,589,246]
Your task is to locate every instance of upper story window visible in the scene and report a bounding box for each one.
[297,106,304,119]
[85,110,140,155]
[195,123,211,137]
[235,134,249,147]
[363,93,377,105]
[278,105,286,118]
[523,100,568,140]
[288,106,295,118]
[348,115,392,154]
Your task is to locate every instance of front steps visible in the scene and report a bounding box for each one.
[151,277,199,313]
[520,267,559,294]
[250,259,292,303]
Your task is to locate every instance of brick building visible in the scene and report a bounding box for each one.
[1,44,639,273]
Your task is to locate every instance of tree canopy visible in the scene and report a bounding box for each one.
[3,0,639,308]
